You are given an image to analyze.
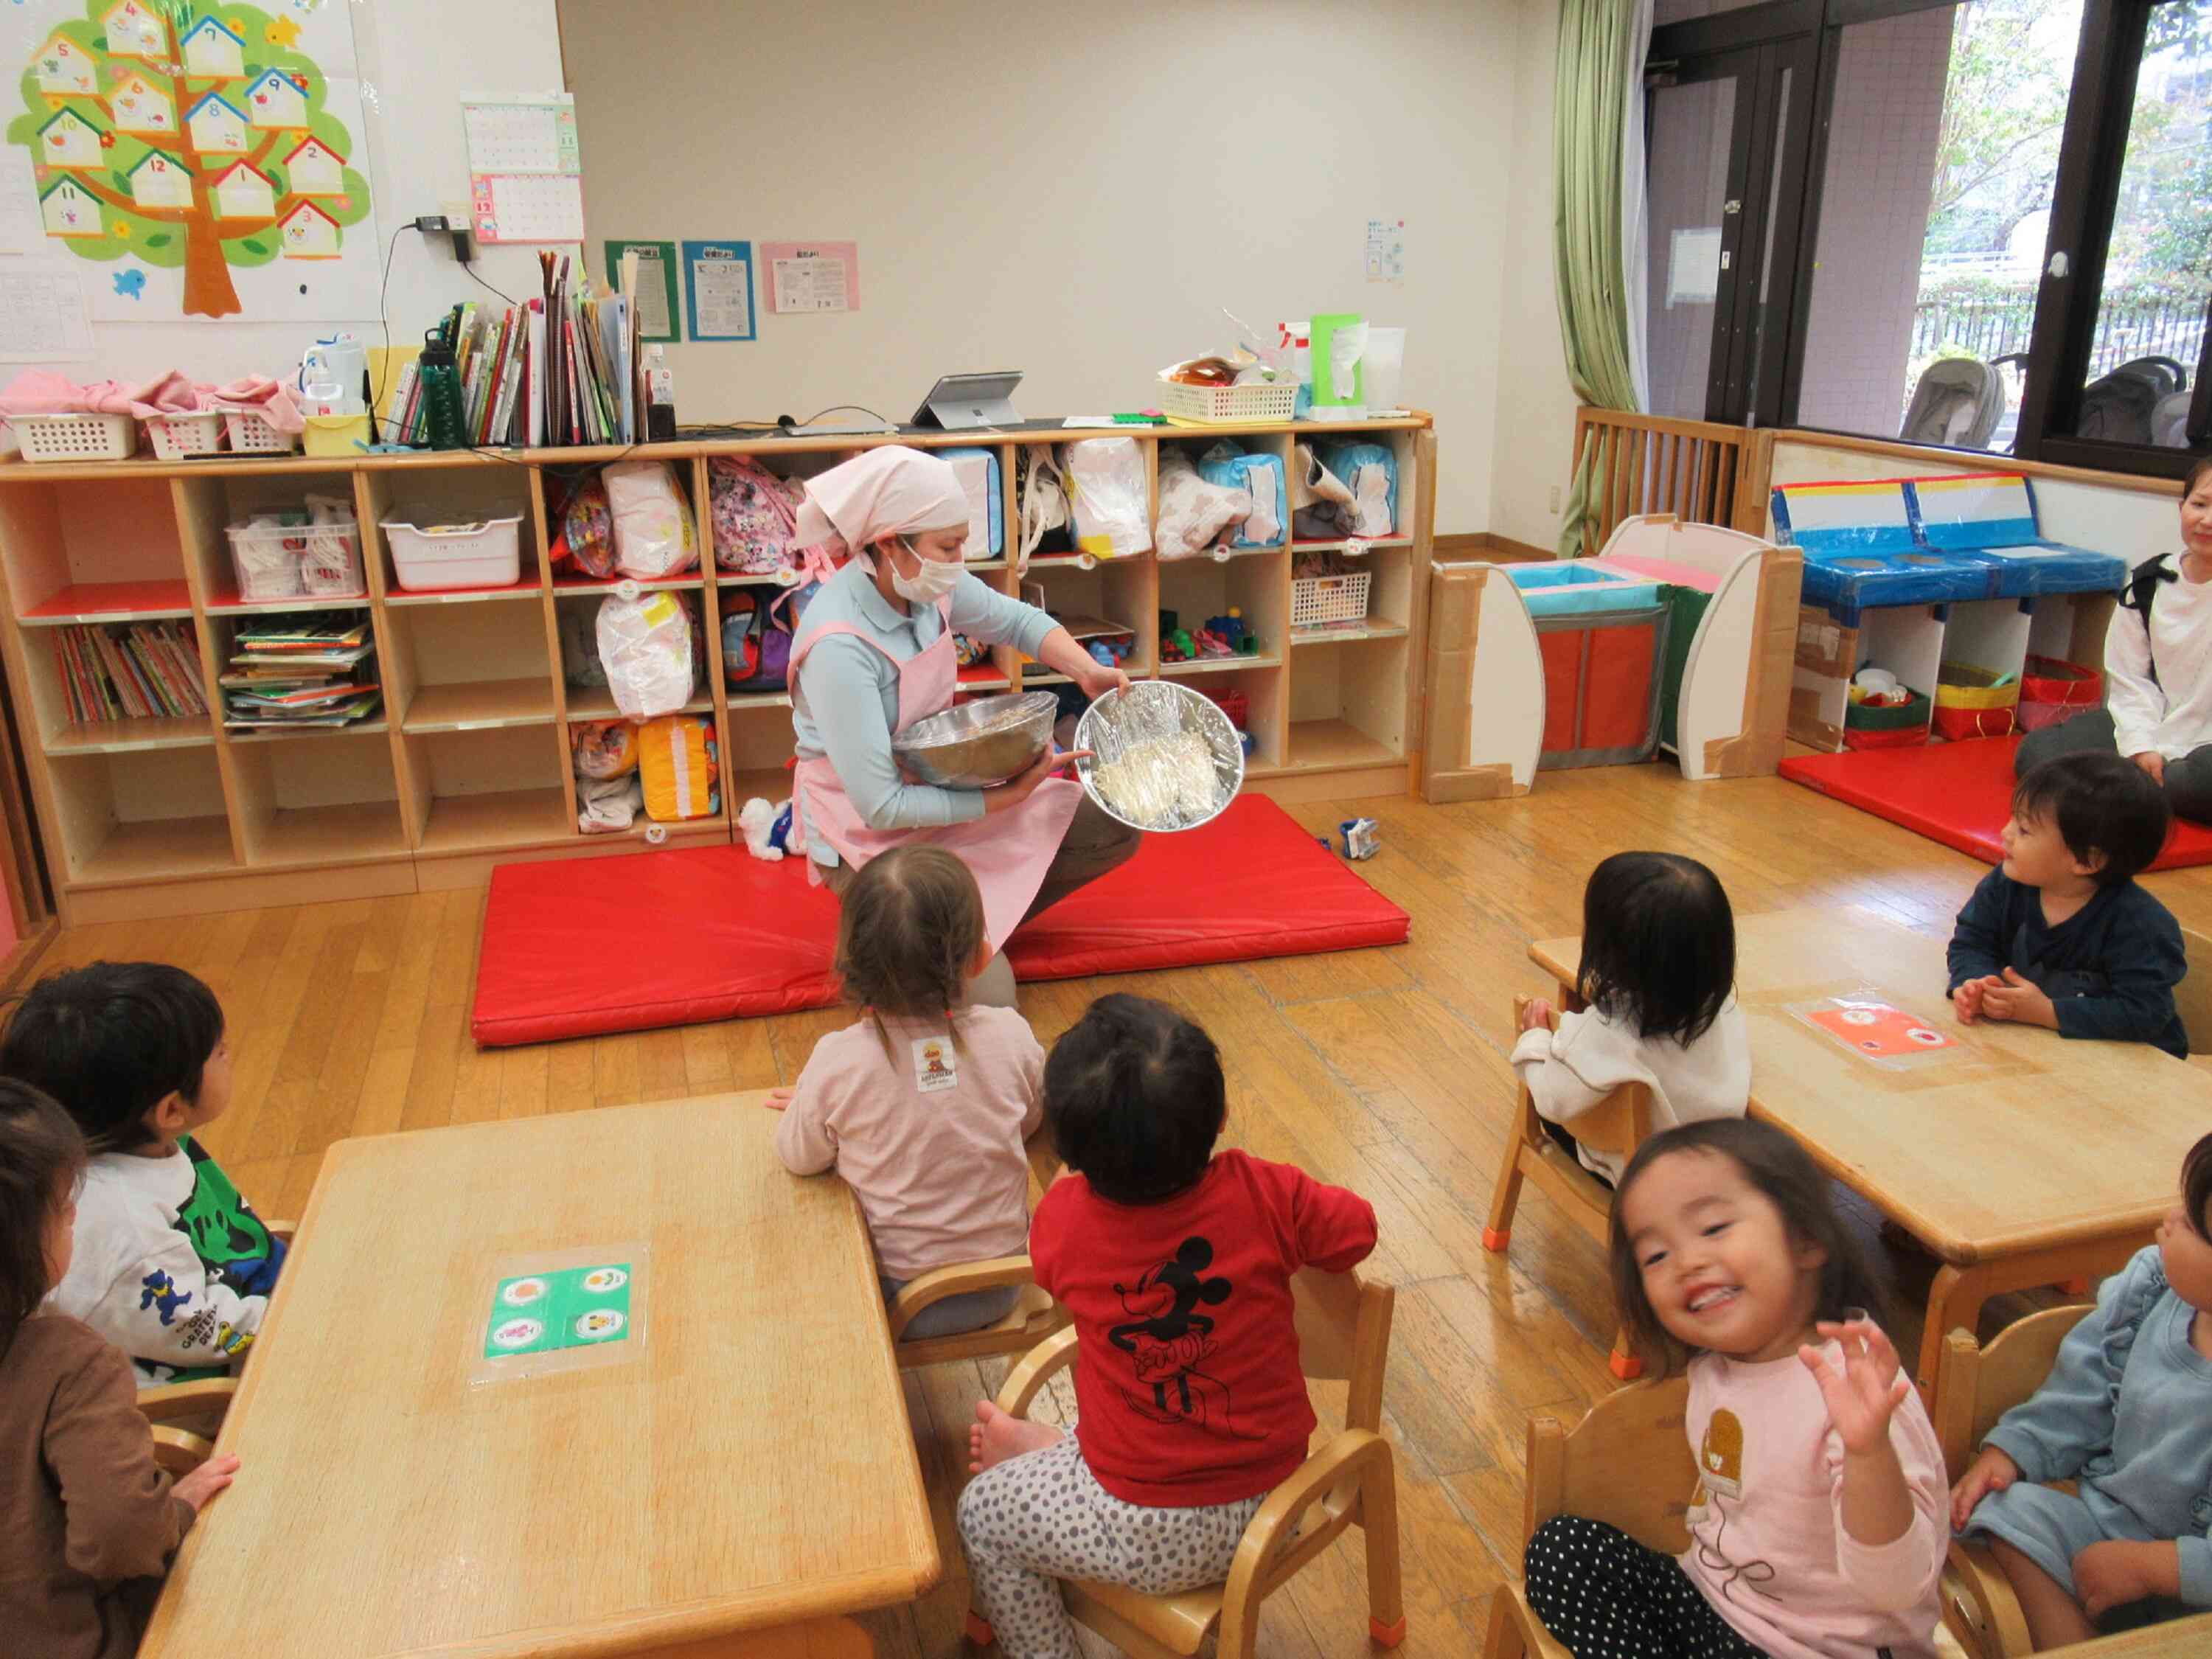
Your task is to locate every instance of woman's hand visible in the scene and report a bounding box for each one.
[1950,1444,2019,1530]
[1076,661,1131,703]
[984,745,1090,815]
[2132,750,2167,785]
[173,1453,240,1513]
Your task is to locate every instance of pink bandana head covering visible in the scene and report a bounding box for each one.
[793,446,970,557]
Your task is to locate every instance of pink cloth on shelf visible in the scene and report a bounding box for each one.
[208,375,305,433]
[0,369,217,419]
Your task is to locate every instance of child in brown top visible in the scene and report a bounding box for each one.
[0,1080,237,1658]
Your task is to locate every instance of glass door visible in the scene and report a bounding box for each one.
[1644,51,1756,419]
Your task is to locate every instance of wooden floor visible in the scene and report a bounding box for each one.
[40,761,2212,1657]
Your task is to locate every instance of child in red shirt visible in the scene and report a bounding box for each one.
[957,994,1376,1658]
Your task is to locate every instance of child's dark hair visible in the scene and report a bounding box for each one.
[1043,994,1225,1205]
[2183,1132,2212,1243]
[0,1080,86,1351]
[1577,852,1736,1045]
[833,846,987,1020]
[2011,750,2169,887]
[1609,1119,1893,1374]
[0,962,223,1154]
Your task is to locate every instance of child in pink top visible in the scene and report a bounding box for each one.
[773,845,1043,1338]
[1525,1119,1948,1659]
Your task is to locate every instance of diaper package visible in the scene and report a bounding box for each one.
[597,591,696,719]
[637,714,720,823]
[605,459,700,579]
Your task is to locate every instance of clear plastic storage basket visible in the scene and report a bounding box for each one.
[225,515,366,602]
[1290,570,1372,630]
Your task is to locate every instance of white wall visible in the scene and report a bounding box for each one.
[561,0,1521,533]
[1485,0,1579,551]
[0,0,563,388]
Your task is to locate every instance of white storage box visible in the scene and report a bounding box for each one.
[226,515,366,602]
[222,408,299,455]
[1291,569,1372,630]
[9,412,137,463]
[1155,378,1300,427]
[383,514,524,591]
[145,411,226,459]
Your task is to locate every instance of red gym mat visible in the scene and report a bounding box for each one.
[1778,735,2212,870]
[471,795,1411,1046]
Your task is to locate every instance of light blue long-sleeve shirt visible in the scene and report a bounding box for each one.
[791,557,1059,865]
[1978,1245,2212,1606]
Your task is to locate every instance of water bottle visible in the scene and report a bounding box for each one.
[418,324,465,451]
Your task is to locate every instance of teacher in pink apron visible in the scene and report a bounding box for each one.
[788,447,1139,1006]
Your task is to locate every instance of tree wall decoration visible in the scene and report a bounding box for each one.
[9,0,372,319]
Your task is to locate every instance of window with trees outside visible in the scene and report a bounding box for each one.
[1645,0,2211,481]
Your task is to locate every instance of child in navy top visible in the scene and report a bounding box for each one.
[956,994,1376,1658]
[1948,751,2187,1056]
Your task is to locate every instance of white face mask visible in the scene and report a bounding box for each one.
[888,537,963,604]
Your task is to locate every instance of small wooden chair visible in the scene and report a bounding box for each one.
[967,1268,1404,1659]
[1484,1378,1980,1659]
[132,1218,296,1433]
[889,1165,1067,1368]
[1483,996,1649,1378]
[1935,1305,2097,1659]
[2176,925,2212,1062]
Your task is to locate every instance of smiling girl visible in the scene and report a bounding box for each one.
[1523,1119,1948,1659]
[2017,454,2212,822]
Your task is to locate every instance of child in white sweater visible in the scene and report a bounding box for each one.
[1513,852,1750,1186]
[773,845,1043,1339]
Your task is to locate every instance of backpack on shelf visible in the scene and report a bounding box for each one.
[709,455,807,575]
[722,583,820,694]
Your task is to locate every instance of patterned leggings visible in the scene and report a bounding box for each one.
[1524,1516,1761,1659]
[956,1436,1265,1659]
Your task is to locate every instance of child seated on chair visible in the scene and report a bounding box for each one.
[1948,749,2186,1055]
[0,1079,239,1659]
[771,845,1043,1340]
[1514,852,1750,1186]
[1951,1130,2212,1648]
[959,994,1377,1659]
[1525,1119,1948,1659]
[1,963,282,1385]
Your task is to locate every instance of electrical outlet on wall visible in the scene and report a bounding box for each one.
[1548,485,1561,512]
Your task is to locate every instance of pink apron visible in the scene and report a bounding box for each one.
[788,597,1082,953]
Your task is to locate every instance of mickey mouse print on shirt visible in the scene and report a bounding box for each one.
[1108,1237,1234,1429]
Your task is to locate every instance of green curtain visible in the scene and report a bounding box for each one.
[1554,0,1645,557]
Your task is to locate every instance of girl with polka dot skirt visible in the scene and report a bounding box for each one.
[1952,1131,2212,1649]
[956,995,1377,1659]
[1526,1120,1947,1658]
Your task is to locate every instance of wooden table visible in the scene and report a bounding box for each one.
[2044,1612,2212,1652]
[1530,909,2208,1399]
[140,1092,939,1659]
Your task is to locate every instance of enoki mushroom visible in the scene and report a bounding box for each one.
[1090,731,1220,827]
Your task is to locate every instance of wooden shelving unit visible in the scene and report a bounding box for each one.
[0,417,1435,922]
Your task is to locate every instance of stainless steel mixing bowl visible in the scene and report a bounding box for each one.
[892,691,1060,788]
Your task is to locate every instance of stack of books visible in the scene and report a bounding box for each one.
[56,622,208,724]
[383,255,636,450]
[220,613,383,731]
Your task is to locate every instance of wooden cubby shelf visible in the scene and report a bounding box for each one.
[0,416,1434,922]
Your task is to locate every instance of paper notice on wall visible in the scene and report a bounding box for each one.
[607,240,678,341]
[1668,228,1722,307]
[464,92,585,246]
[683,240,754,341]
[1365,218,1405,282]
[0,264,92,360]
[762,240,859,314]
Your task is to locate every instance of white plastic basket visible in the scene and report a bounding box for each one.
[145,411,226,460]
[225,515,365,602]
[1155,378,1301,426]
[8,412,137,463]
[1291,569,1372,630]
[222,408,299,454]
[383,514,524,591]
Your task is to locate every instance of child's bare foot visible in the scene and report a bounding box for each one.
[967,1399,1062,1474]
